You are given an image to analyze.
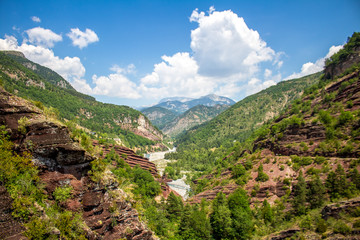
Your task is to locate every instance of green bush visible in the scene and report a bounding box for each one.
[316,218,327,233]
[338,111,354,126]
[53,185,73,203]
[333,220,351,235]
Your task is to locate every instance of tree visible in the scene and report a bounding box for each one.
[292,171,307,215]
[307,175,325,209]
[210,192,233,240]
[326,164,350,200]
[256,163,269,182]
[178,204,211,240]
[166,192,183,220]
[261,199,274,224]
[227,189,253,240]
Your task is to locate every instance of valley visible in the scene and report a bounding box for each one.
[0,29,359,240]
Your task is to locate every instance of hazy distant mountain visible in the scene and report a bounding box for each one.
[141,94,235,137]
[159,96,194,103]
[163,104,230,137]
[153,94,235,114]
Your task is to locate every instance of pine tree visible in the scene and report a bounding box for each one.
[227,189,253,240]
[210,192,233,240]
[261,199,274,224]
[326,164,349,200]
[307,175,325,209]
[166,192,183,220]
[293,171,307,215]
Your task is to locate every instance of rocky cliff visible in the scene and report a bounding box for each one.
[0,86,155,239]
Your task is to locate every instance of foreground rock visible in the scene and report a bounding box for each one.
[0,86,155,239]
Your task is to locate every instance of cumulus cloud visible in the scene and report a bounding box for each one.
[25,27,62,48]
[190,8,275,77]
[138,7,280,101]
[0,34,85,87]
[31,16,41,23]
[91,73,141,99]
[139,52,214,99]
[67,28,99,49]
[246,78,276,96]
[110,64,136,74]
[286,45,343,80]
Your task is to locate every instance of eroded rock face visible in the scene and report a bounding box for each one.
[93,141,158,177]
[324,46,360,79]
[0,86,94,178]
[0,86,155,239]
[321,197,360,220]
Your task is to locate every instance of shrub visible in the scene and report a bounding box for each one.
[24,217,49,239]
[353,219,360,228]
[18,116,29,134]
[316,218,327,233]
[53,185,73,203]
[318,110,333,126]
[314,156,326,164]
[338,111,354,126]
[333,220,351,235]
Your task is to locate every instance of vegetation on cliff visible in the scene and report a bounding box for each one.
[0,51,162,149]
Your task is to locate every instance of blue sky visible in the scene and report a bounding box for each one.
[0,0,359,108]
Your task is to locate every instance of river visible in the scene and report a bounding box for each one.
[145,148,191,200]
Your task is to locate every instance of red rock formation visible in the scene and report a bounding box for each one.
[187,184,238,204]
[0,86,155,239]
[93,140,159,177]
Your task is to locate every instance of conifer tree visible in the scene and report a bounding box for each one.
[293,171,307,215]
[307,175,325,209]
[210,192,233,240]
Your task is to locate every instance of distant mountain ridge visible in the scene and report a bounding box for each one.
[154,94,235,114]
[163,104,230,137]
[142,94,235,137]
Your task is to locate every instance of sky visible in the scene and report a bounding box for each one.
[0,0,359,108]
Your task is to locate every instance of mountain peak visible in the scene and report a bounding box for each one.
[2,50,26,58]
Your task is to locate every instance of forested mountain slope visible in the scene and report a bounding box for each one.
[0,51,163,148]
[163,104,230,137]
[141,106,178,130]
[165,72,320,172]
[183,32,360,240]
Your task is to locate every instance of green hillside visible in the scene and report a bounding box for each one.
[163,104,230,137]
[166,72,320,172]
[141,106,178,130]
[0,51,163,148]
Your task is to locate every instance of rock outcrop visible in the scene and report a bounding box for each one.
[0,86,94,179]
[93,140,158,177]
[0,86,155,239]
[321,197,360,220]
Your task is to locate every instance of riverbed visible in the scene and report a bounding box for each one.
[145,148,191,199]
[145,148,176,176]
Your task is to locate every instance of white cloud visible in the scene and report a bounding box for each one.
[286,45,343,80]
[139,52,214,99]
[25,27,62,48]
[190,8,276,77]
[110,64,136,74]
[92,73,141,99]
[246,78,276,96]
[138,7,281,101]
[67,28,99,49]
[264,69,272,78]
[0,35,85,88]
[31,16,41,23]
